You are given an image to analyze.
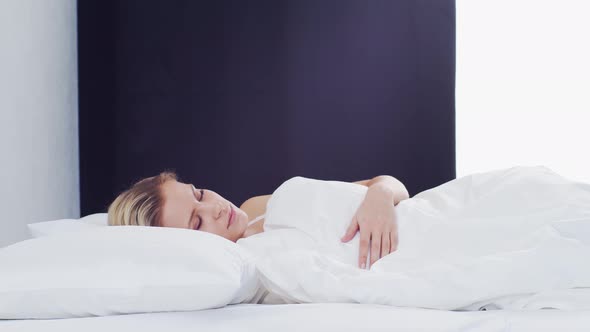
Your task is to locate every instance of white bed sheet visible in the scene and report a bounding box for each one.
[2,303,590,332]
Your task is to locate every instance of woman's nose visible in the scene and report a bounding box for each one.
[213,201,228,219]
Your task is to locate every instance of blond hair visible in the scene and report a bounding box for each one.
[108,172,177,227]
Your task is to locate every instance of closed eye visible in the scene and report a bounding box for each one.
[190,185,203,229]
[192,184,205,202]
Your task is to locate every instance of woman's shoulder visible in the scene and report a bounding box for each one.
[240,194,272,220]
[239,177,305,219]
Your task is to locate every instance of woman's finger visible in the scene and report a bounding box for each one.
[370,232,381,267]
[358,228,370,269]
[381,232,391,259]
[341,218,359,243]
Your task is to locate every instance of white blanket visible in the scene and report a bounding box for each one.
[237,166,590,310]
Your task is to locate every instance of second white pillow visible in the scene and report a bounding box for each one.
[27,213,108,238]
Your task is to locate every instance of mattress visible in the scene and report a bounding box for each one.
[2,303,590,332]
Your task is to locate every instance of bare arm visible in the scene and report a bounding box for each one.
[240,175,409,219]
[354,175,410,205]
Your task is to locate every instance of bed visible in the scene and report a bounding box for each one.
[2,304,590,332]
[3,166,590,330]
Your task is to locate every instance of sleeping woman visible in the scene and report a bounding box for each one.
[107,166,590,309]
[107,173,410,269]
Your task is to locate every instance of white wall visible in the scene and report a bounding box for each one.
[456,0,590,182]
[0,0,79,247]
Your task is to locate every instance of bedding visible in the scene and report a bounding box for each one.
[4,165,590,320]
[2,303,590,332]
[238,166,590,309]
[0,227,258,319]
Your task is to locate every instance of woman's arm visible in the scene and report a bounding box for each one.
[354,175,410,205]
[240,175,410,220]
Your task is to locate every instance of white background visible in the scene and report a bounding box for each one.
[456,0,590,182]
[0,0,79,247]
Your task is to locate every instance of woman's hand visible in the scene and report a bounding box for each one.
[341,184,399,269]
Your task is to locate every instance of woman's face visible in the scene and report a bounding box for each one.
[159,179,249,242]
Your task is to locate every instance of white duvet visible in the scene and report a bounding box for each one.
[237,166,590,310]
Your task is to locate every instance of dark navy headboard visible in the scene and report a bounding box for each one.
[78,0,456,215]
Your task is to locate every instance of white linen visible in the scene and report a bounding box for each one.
[27,213,108,238]
[238,166,590,309]
[462,288,590,311]
[0,227,258,319]
[2,303,590,332]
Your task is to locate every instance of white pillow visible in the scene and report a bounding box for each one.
[0,226,258,319]
[27,213,108,238]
